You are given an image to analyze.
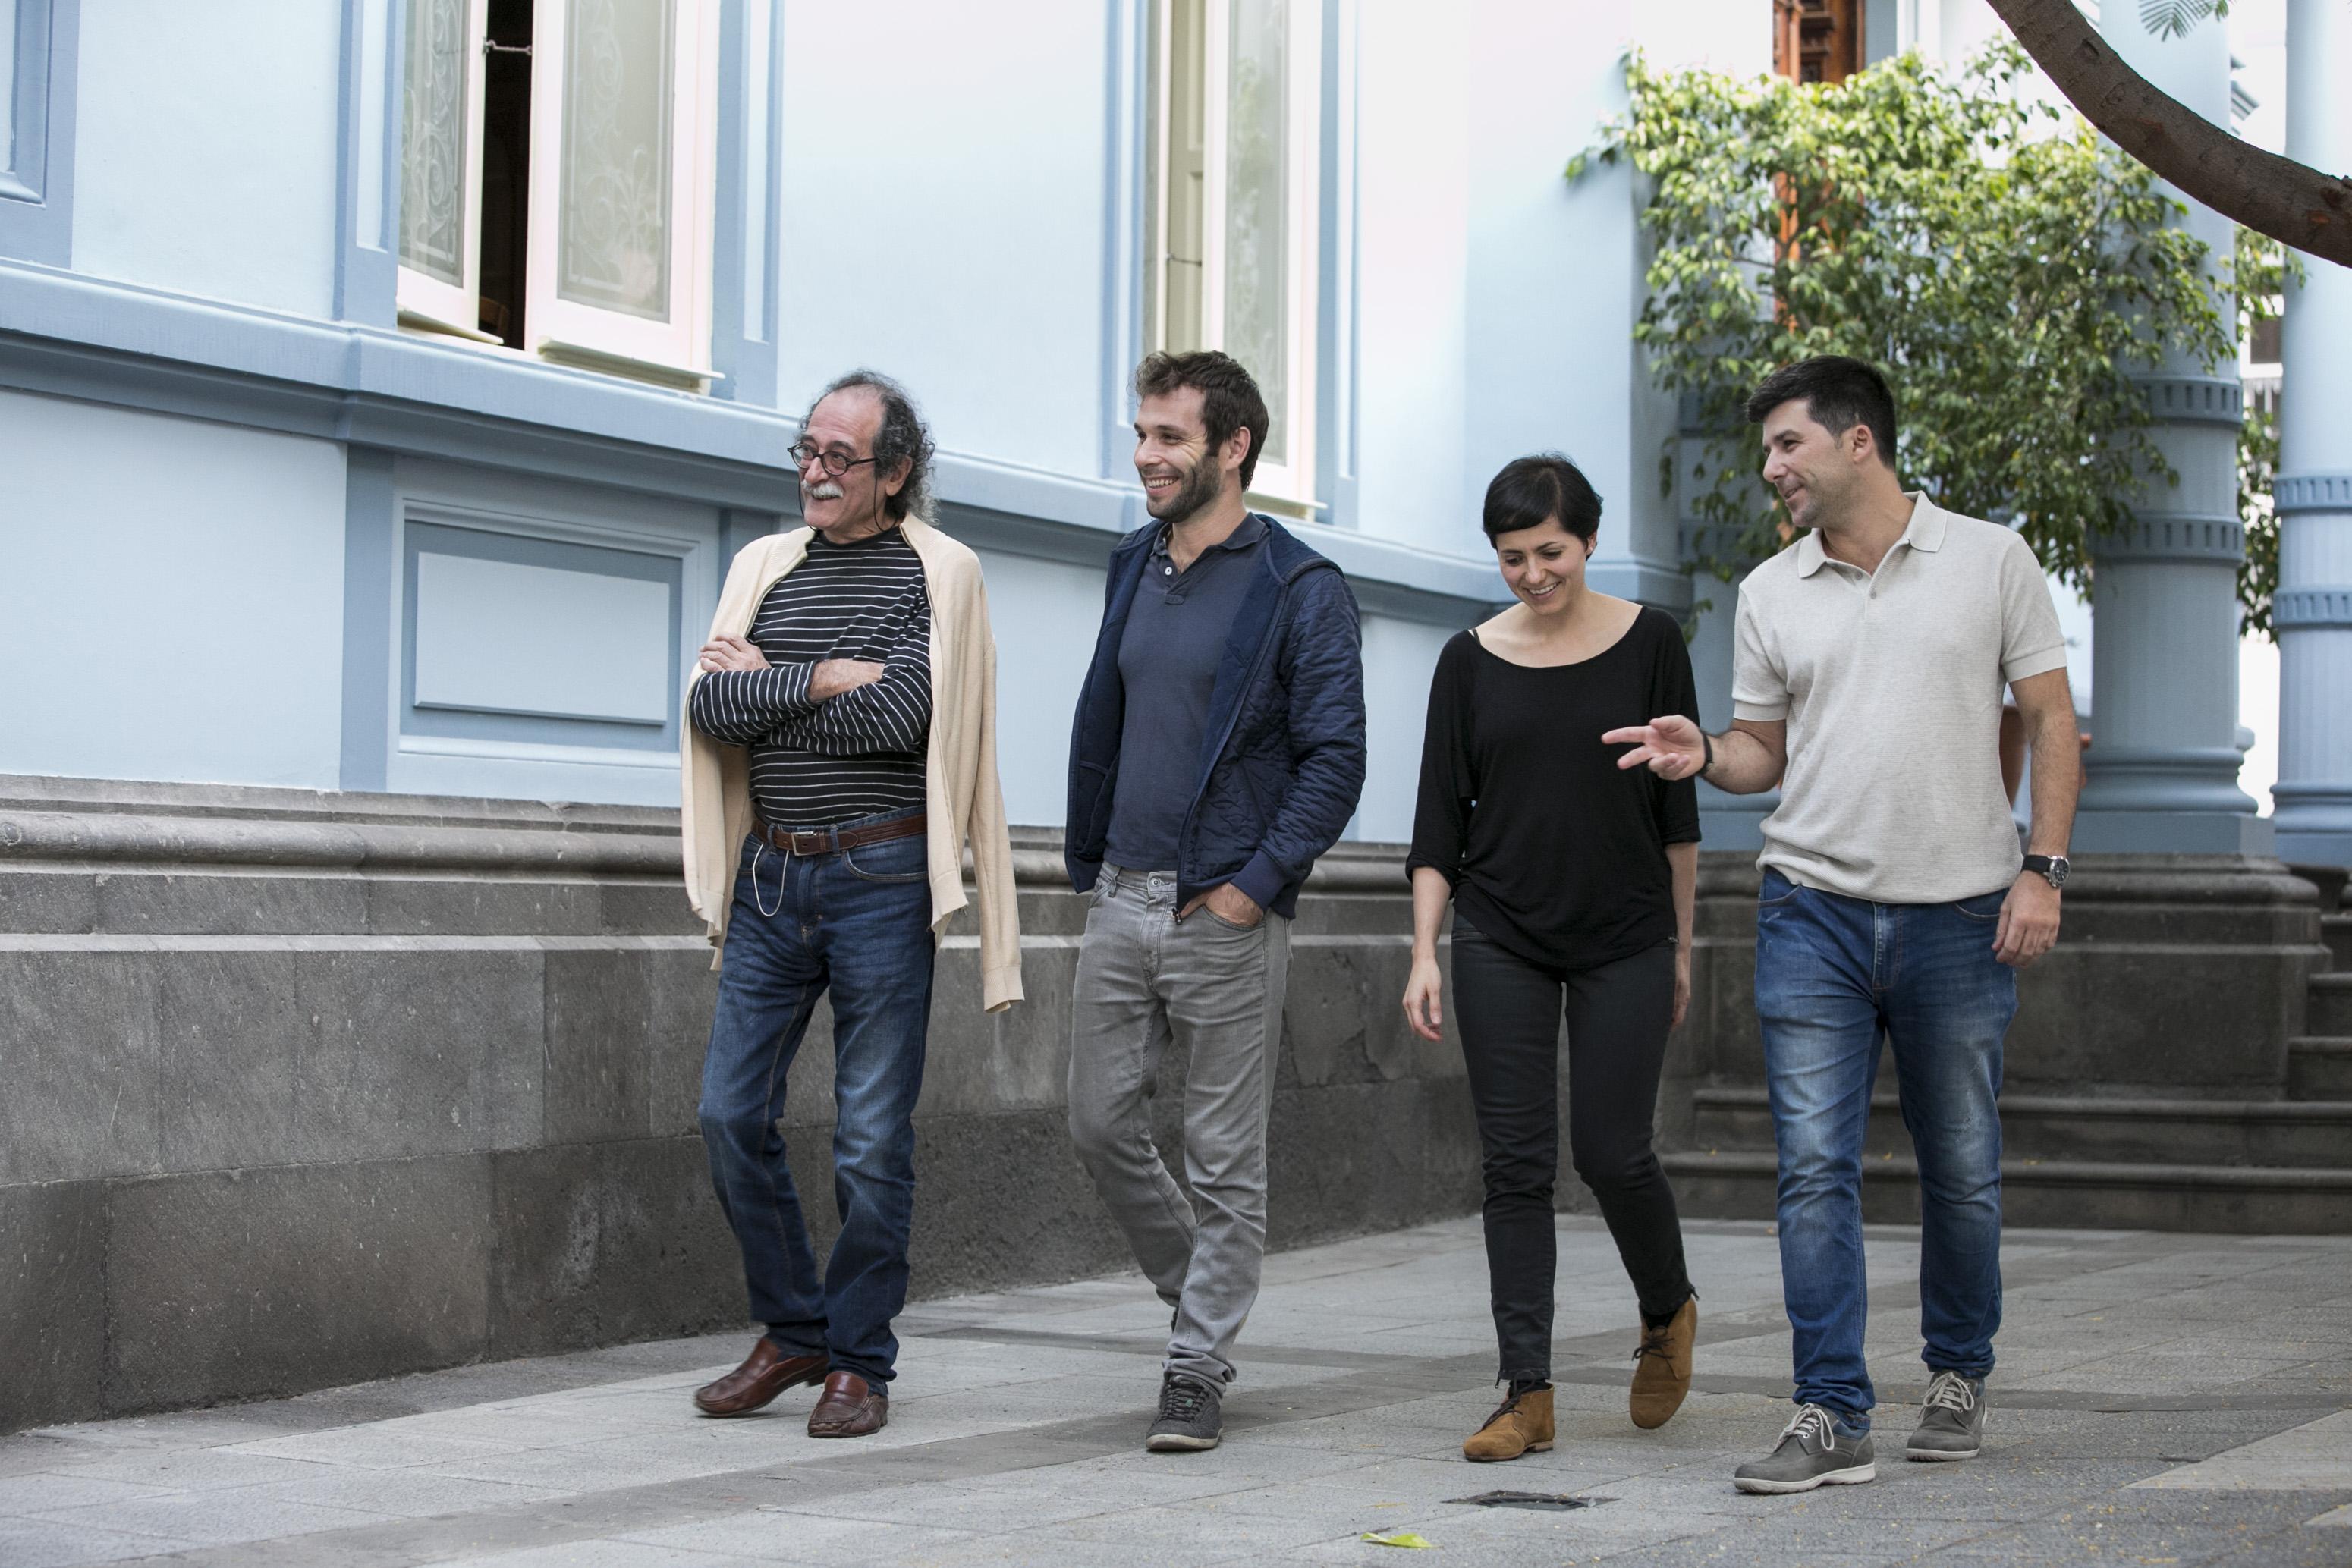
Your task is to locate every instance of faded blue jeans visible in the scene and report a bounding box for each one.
[1754,868,2017,1428]
[699,811,935,1387]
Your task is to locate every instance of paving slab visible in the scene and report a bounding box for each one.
[2,1216,2347,1567]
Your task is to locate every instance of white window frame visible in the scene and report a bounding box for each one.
[1149,0,1322,508]
[395,0,493,339]
[524,0,719,385]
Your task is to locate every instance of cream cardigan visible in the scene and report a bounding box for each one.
[679,519,1023,1012]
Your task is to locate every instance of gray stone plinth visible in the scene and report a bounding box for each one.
[0,777,1477,1434]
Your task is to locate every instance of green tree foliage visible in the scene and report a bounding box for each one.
[1567,44,2273,624]
[2234,226,2297,639]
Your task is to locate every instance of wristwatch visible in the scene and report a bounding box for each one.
[2021,854,2070,891]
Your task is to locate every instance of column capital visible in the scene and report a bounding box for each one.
[2133,373,2245,427]
[2275,473,2352,515]
[2090,515,2244,565]
[2275,587,2352,631]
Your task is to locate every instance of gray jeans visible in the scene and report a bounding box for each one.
[1068,865,1291,1387]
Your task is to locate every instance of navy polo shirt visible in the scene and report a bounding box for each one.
[1103,512,1269,872]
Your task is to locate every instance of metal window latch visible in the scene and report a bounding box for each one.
[483,40,533,56]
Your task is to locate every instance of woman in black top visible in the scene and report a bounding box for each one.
[1403,454,1702,1463]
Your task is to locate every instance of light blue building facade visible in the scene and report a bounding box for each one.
[0,0,2333,862]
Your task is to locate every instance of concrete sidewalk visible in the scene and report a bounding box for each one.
[2,1216,2347,1567]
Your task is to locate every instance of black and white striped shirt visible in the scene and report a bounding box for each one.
[689,528,932,828]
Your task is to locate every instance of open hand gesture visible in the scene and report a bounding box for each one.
[1602,714,1706,781]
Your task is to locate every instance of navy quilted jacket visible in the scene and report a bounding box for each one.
[1064,515,1367,918]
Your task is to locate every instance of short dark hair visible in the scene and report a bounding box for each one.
[1744,355,1898,470]
[1482,453,1603,544]
[1134,350,1271,489]
[810,369,935,520]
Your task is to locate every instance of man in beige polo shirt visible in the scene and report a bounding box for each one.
[1609,356,2080,1494]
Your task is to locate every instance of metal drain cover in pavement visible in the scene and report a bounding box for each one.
[1447,1491,1611,1511]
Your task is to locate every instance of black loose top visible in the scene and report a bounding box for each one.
[1406,607,1702,973]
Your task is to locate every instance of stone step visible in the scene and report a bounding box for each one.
[1688,1086,2352,1168]
[2325,913,2352,972]
[2289,1038,2352,1101]
[2310,973,2352,1036]
[1662,1149,2352,1234]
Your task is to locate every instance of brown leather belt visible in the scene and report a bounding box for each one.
[754,812,927,856]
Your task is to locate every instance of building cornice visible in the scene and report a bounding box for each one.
[0,261,1506,615]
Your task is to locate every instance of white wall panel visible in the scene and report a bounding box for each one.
[1355,611,1458,844]
[1351,4,1469,554]
[777,0,1113,479]
[973,548,1104,828]
[72,0,341,316]
[413,553,674,724]
[0,390,346,787]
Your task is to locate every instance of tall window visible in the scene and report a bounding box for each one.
[398,0,717,386]
[1145,0,1322,507]
[1773,0,1863,83]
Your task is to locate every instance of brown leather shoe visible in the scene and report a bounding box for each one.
[807,1370,888,1438]
[1630,1296,1698,1430]
[692,1339,827,1417]
[1464,1386,1554,1462]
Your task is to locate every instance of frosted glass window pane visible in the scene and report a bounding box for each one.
[1160,0,1208,353]
[399,0,470,286]
[2,0,18,174]
[1225,0,1288,465]
[558,0,675,322]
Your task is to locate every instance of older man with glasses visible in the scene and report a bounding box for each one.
[678,369,1023,1438]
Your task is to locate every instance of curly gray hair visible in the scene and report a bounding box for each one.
[809,369,936,521]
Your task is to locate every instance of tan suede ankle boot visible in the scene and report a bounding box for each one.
[1464,1385,1554,1462]
[1630,1296,1697,1430]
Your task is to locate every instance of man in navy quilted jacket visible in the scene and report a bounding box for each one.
[1064,350,1367,1454]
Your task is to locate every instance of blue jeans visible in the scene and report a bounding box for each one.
[1754,868,2017,1427]
[698,811,935,1386]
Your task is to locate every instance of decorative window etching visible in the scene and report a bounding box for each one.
[400,0,470,287]
[558,0,674,322]
[1223,0,1288,465]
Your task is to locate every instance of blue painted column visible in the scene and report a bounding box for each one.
[2272,0,2352,867]
[1678,400,1775,851]
[2072,11,2269,855]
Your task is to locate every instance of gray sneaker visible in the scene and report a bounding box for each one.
[1145,1372,1222,1452]
[1907,1370,1986,1461]
[1734,1403,1877,1494]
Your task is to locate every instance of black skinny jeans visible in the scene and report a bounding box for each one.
[1451,917,1694,1384]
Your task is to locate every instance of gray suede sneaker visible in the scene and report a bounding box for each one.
[1907,1370,1987,1461]
[1145,1372,1223,1452]
[1734,1403,1877,1494]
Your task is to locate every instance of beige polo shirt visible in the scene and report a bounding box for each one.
[1732,495,2067,904]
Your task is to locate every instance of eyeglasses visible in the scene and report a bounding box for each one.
[788,440,879,478]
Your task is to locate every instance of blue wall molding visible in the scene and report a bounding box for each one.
[0,0,77,266]
[709,0,781,407]
[332,0,402,326]
[398,515,687,750]
[0,259,1504,611]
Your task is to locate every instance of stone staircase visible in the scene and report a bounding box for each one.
[2291,892,2352,1096]
[1662,861,2352,1235]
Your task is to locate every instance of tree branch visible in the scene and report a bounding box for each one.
[1983,0,2352,268]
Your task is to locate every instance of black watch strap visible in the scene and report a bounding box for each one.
[2021,854,2068,889]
